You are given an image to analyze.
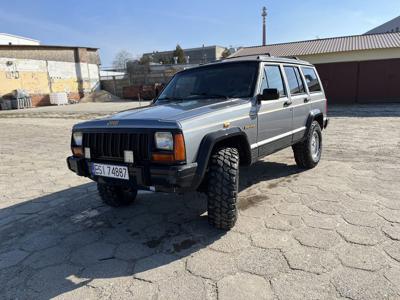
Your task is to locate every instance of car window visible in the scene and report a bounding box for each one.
[262,65,286,97]
[301,67,322,92]
[284,66,306,95]
[158,62,258,101]
[173,76,197,98]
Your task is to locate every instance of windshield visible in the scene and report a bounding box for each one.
[157,62,258,101]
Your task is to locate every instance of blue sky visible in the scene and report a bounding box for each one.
[0,0,398,66]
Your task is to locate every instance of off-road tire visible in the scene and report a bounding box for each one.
[206,147,239,230]
[292,121,322,169]
[97,183,137,207]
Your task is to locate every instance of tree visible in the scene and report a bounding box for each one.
[221,48,231,58]
[112,50,133,70]
[159,56,173,65]
[173,44,186,64]
[139,55,151,65]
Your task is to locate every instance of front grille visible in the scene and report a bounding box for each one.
[83,132,150,162]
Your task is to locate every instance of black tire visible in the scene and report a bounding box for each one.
[97,183,137,207]
[292,121,322,169]
[206,147,239,230]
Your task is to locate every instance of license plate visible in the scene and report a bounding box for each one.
[91,163,129,180]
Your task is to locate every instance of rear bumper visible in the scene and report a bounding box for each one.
[324,117,329,129]
[67,156,198,192]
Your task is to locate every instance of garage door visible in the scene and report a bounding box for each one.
[358,59,400,103]
[315,58,400,104]
[316,62,358,104]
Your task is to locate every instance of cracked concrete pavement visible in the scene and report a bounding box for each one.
[0,104,400,299]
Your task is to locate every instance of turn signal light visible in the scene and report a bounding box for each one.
[174,133,186,161]
[152,153,175,162]
[72,147,83,157]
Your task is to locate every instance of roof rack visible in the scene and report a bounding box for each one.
[258,53,271,58]
[225,53,271,60]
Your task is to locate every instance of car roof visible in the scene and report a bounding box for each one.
[219,54,313,66]
[175,55,314,75]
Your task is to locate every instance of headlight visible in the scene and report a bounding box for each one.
[73,132,83,146]
[155,132,173,150]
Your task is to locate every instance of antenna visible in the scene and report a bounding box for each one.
[262,7,268,46]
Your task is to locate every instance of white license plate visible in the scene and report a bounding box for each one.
[91,163,129,180]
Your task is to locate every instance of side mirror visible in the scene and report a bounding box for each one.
[257,88,280,102]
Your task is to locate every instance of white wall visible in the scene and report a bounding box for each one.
[299,48,400,64]
[0,34,40,45]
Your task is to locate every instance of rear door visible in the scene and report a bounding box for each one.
[301,66,326,128]
[256,64,293,156]
[282,65,309,142]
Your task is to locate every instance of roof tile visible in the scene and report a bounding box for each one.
[231,32,400,57]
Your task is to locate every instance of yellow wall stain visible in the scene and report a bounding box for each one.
[50,79,80,93]
[19,72,50,94]
[0,71,82,95]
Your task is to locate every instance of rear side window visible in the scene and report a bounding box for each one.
[302,67,322,92]
[284,66,306,95]
[260,65,286,97]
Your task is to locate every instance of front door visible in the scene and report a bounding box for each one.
[256,64,293,157]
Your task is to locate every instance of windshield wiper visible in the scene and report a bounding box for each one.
[157,96,184,101]
[190,92,230,100]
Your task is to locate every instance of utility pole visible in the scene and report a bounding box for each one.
[262,6,267,46]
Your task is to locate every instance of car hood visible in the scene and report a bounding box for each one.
[108,98,249,122]
[73,98,250,130]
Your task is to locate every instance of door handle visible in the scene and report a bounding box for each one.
[283,100,292,107]
[304,97,311,103]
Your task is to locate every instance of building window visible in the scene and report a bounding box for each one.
[396,27,399,32]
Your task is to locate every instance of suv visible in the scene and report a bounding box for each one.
[67,55,328,230]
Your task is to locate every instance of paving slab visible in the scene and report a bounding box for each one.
[1,104,400,299]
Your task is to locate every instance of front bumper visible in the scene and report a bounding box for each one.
[67,156,198,192]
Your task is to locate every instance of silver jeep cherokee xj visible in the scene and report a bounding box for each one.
[67,55,329,230]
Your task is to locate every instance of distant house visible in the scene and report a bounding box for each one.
[230,32,400,104]
[143,45,226,64]
[365,16,400,34]
[0,33,40,45]
[0,44,101,107]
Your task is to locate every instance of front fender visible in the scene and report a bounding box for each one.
[192,127,251,190]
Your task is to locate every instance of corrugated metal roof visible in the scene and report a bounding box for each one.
[0,44,98,50]
[231,32,400,58]
[365,16,400,34]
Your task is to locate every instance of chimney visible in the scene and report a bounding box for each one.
[262,6,267,46]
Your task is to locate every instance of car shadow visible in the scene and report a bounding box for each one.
[329,104,400,117]
[239,160,304,192]
[0,159,303,299]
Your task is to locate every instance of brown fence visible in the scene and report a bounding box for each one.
[100,63,198,99]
